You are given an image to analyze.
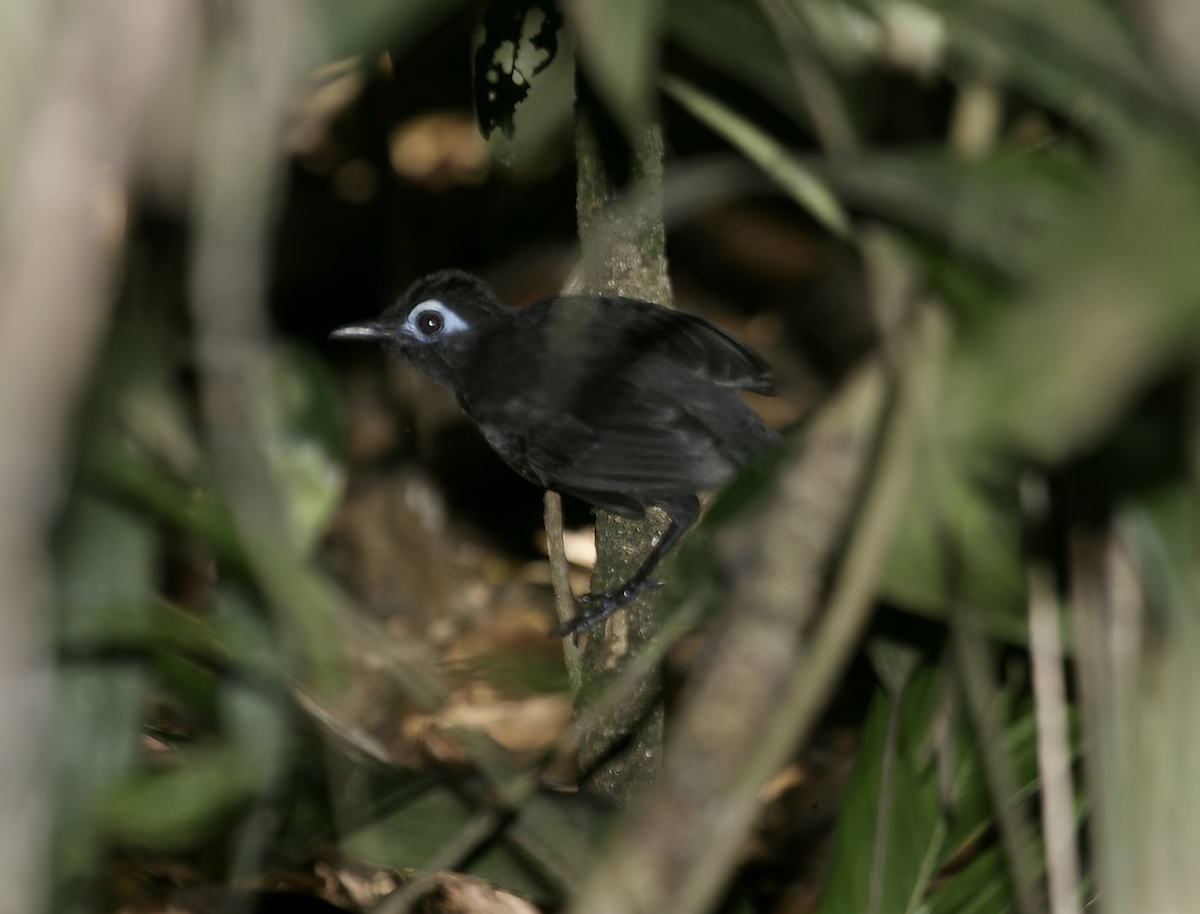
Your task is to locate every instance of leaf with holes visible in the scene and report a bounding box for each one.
[475,0,564,138]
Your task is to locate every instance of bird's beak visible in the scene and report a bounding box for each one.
[330,321,386,342]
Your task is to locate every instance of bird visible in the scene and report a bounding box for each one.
[331,269,780,635]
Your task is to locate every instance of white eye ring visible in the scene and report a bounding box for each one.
[403,299,471,340]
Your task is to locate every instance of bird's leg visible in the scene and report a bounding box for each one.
[554,496,700,637]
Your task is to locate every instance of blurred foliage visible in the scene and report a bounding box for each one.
[28,0,1200,911]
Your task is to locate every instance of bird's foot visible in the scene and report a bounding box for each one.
[552,580,661,639]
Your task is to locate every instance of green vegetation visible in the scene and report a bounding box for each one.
[4,0,1199,911]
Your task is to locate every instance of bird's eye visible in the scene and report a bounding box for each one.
[416,310,444,335]
[403,299,469,340]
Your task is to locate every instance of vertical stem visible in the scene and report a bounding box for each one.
[572,79,671,799]
[0,0,186,908]
[545,490,583,697]
[1028,561,1082,914]
[188,0,350,697]
[951,623,1047,914]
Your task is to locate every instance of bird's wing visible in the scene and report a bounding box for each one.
[605,296,777,395]
[523,366,773,508]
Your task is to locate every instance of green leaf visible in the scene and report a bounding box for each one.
[942,150,1200,462]
[923,846,1011,914]
[817,669,1043,914]
[662,76,851,237]
[565,0,664,135]
[52,495,156,884]
[665,0,800,120]
[931,0,1164,144]
[881,451,1026,644]
[509,789,615,884]
[816,668,945,914]
[55,494,156,642]
[99,747,261,848]
[816,150,1085,276]
[52,666,149,885]
[342,785,474,869]
[342,784,603,902]
[269,345,347,554]
[944,695,1041,857]
[82,433,248,573]
[904,237,1013,325]
[313,0,465,61]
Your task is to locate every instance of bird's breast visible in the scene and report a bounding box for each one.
[474,419,544,485]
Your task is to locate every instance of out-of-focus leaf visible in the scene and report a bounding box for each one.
[665,0,801,120]
[213,588,292,776]
[817,150,1086,276]
[868,638,922,698]
[269,433,342,555]
[931,0,1164,143]
[55,493,156,642]
[662,76,851,237]
[83,434,247,572]
[314,0,465,61]
[924,846,1011,914]
[509,789,615,884]
[796,0,1158,136]
[942,150,1200,463]
[211,592,297,685]
[904,236,1012,325]
[152,650,220,724]
[343,784,588,901]
[58,571,292,853]
[58,591,290,695]
[795,0,902,72]
[945,695,1041,855]
[882,450,1026,643]
[470,836,559,902]
[342,786,474,870]
[268,345,347,555]
[52,494,157,877]
[275,343,346,456]
[113,381,203,481]
[818,666,1042,914]
[564,0,663,135]
[816,668,945,914]
[99,747,261,847]
[52,668,148,883]
[94,389,349,696]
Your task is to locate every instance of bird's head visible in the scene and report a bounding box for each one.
[331,269,507,387]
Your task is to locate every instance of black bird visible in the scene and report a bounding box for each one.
[332,269,779,634]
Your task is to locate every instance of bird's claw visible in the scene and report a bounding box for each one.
[551,579,663,639]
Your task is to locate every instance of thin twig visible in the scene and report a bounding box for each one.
[371,809,503,914]
[545,490,583,697]
[1028,559,1082,914]
[951,622,1047,914]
